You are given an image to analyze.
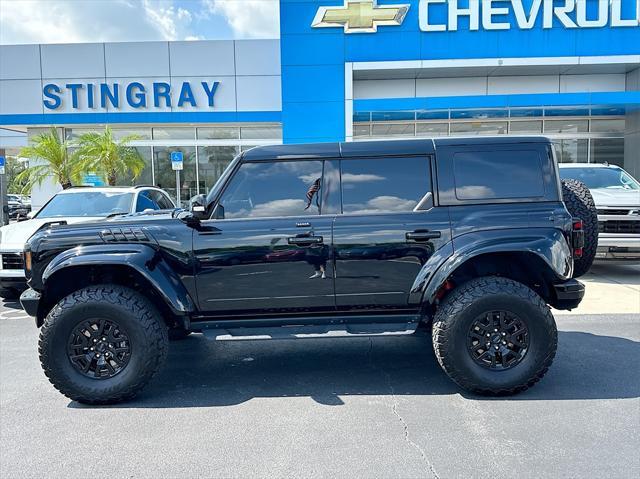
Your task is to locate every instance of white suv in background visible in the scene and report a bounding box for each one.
[0,186,174,299]
[559,163,640,262]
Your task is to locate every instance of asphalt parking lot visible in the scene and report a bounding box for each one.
[1,264,639,478]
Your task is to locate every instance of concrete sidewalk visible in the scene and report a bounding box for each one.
[554,263,640,315]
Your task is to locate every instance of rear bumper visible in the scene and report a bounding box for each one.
[552,279,585,311]
[19,288,41,318]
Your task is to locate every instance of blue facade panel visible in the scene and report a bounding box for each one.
[280,0,640,143]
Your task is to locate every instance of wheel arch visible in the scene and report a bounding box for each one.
[417,229,573,312]
[35,245,196,328]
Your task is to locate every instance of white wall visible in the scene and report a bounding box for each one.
[353,74,628,99]
[0,39,282,116]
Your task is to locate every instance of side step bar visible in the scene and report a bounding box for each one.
[195,314,421,341]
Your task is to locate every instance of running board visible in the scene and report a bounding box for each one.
[202,322,418,341]
[196,314,420,341]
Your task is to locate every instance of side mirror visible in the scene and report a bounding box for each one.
[189,194,207,220]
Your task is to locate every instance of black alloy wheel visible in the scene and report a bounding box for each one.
[67,318,132,379]
[467,310,529,370]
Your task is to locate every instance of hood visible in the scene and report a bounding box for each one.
[589,188,640,208]
[0,217,102,250]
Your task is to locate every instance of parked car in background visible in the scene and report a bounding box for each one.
[6,194,31,220]
[559,164,640,262]
[0,186,174,299]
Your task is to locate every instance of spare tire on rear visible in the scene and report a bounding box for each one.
[561,178,598,277]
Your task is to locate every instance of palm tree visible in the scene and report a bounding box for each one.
[15,128,81,192]
[76,126,145,186]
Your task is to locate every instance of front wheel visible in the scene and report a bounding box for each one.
[38,285,168,404]
[432,277,557,395]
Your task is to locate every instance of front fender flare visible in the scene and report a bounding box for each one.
[42,243,196,315]
[414,228,572,306]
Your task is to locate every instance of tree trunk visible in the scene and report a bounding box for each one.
[60,179,72,189]
[108,172,117,186]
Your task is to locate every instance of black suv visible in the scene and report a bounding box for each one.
[20,137,585,404]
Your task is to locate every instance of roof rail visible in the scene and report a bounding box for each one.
[132,185,157,189]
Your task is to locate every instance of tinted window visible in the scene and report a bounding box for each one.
[136,191,159,211]
[218,160,324,218]
[150,190,175,209]
[453,150,544,200]
[36,192,134,218]
[341,157,431,214]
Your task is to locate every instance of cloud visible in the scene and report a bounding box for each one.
[344,196,417,214]
[0,0,198,44]
[341,173,385,183]
[204,0,279,38]
[227,198,309,218]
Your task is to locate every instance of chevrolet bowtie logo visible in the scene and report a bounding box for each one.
[312,0,410,34]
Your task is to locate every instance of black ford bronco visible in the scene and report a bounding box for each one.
[21,137,587,404]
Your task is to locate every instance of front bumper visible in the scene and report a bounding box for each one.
[596,234,640,260]
[19,288,41,318]
[553,279,585,311]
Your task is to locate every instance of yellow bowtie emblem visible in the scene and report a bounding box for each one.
[312,0,410,33]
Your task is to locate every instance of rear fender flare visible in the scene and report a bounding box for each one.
[42,243,196,315]
[414,228,572,306]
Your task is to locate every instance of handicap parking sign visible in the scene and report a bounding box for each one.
[171,151,183,171]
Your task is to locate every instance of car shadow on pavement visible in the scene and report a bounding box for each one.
[68,330,640,409]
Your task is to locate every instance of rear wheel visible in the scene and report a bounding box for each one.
[38,285,168,404]
[432,277,557,395]
[561,178,598,277]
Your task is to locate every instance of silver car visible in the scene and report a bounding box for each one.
[559,163,640,261]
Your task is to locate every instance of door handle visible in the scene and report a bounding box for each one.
[406,230,441,242]
[288,235,323,246]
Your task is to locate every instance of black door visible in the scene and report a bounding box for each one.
[193,159,340,315]
[333,156,450,311]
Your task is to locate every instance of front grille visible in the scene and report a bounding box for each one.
[597,208,632,216]
[1,253,25,270]
[599,221,640,234]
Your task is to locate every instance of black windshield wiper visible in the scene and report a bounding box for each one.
[106,212,129,219]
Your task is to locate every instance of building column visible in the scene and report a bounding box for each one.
[625,68,640,178]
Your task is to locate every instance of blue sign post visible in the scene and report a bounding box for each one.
[0,155,5,175]
[170,151,184,207]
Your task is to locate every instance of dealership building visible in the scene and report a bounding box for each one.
[1,0,639,206]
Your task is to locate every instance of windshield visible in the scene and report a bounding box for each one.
[36,191,134,218]
[559,167,640,191]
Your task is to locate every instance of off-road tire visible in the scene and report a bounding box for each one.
[432,277,557,395]
[39,285,168,404]
[168,328,192,341]
[561,178,598,277]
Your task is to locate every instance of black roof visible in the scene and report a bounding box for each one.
[242,137,549,161]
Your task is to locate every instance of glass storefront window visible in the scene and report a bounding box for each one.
[128,146,153,186]
[416,110,449,120]
[152,128,194,140]
[451,109,508,119]
[590,119,625,133]
[372,111,415,122]
[240,125,282,140]
[553,139,589,163]
[416,122,448,136]
[509,121,542,133]
[153,146,197,207]
[353,123,371,137]
[544,120,589,134]
[197,127,239,140]
[372,122,415,137]
[197,146,239,194]
[590,138,625,167]
[112,128,151,140]
[65,128,100,140]
[450,121,507,135]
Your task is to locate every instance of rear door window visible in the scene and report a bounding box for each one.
[453,150,545,200]
[340,157,432,214]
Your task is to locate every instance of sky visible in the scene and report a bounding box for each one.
[0,0,280,45]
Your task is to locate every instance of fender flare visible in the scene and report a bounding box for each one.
[410,228,572,306]
[42,243,197,315]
